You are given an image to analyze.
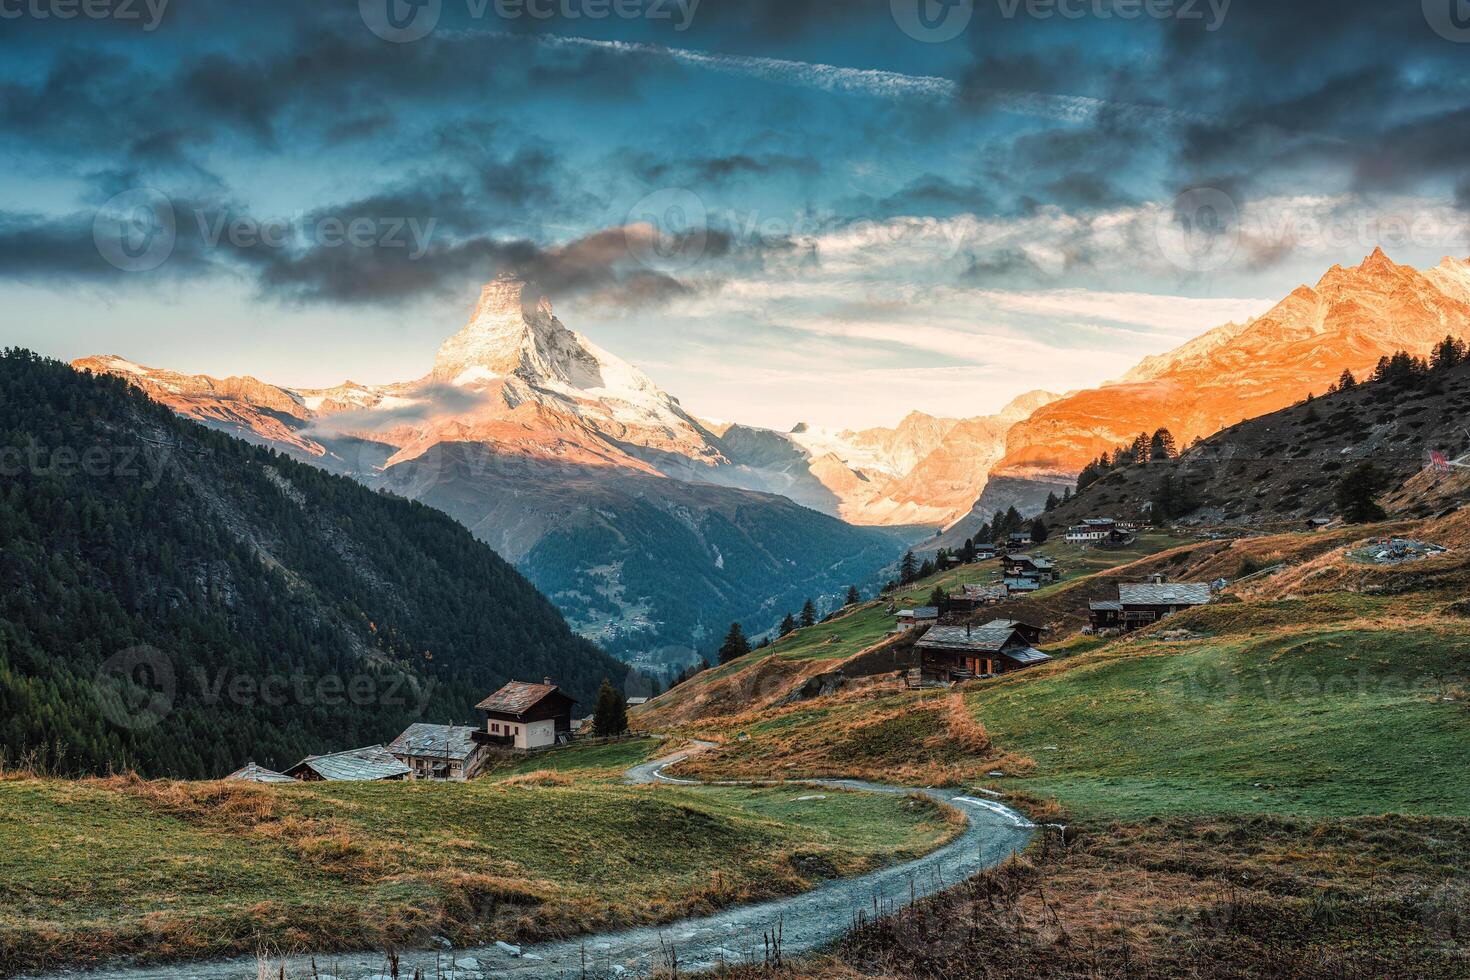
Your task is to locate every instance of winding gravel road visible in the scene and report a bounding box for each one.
[25,744,1034,980]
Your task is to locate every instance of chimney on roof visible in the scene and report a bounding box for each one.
[544,677,553,686]
[966,622,972,637]
[1150,573,1165,585]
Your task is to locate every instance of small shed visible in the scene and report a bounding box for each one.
[223,762,295,784]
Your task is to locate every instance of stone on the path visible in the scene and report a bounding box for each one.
[495,940,522,957]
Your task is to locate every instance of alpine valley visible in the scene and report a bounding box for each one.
[80,276,1022,668]
[78,251,1470,663]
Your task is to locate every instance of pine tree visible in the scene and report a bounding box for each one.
[1129,432,1151,465]
[1030,518,1050,544]
[718,623,751,664]
[779,613,798,636]
[800,599,817,628]
[928,585,946,609]
[1004,506,1024,536]
[1432,334,1467,372]
[917,559,935,579]
[1337,463,1388,524]
[1044,492,1060,512]
[845,585,861,605]
[1338,368,1357,390]
[593,680,628,737]
[1150,428,1178,461]
[900,551,919,584]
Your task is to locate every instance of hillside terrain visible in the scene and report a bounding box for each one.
[78,278,912,665]
[0,351,625,778]
[636,532,1188,728]
[946,250,1470,532]
[1047,351,1470,530]
[669,510,1470,977]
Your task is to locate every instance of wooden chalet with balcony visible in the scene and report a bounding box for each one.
[913,619,1051,685]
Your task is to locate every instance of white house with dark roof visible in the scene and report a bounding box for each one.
[474,679,577,751]
[895,606,939,632]
[388,723,487,780]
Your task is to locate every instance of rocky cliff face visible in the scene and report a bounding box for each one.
[991,249,1470,484]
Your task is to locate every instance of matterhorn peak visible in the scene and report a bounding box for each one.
[432,274,574,386]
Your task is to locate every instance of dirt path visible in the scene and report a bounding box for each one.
[26,746,1034,980]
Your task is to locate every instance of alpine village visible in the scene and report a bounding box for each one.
[7,5,1470,980]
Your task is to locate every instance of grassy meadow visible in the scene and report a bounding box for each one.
[0,766,960,975]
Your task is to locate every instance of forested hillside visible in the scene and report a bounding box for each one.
[0,351,626,778]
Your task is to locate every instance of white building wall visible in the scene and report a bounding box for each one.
[520,719,557,750]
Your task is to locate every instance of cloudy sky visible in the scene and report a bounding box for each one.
[6,0,1470,428]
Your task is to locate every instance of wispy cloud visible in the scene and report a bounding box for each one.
[469,30,1206,126]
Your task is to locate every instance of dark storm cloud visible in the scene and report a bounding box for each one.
[634,152,818,187]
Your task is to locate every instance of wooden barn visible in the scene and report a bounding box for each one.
[1089,580,1211,631]
[913,619,1051,684]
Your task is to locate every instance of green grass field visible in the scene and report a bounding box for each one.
[969,622,1470,819]
[0,773,959,974]
[476,736,663,779]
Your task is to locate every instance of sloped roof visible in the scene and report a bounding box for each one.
[388,723,480,762]
[290,745,411,782]
[918,624,1021,653]
[1004,647,1052,666]
[1118,582,1211,606]
[224,762,295,784]
[476,680,566,716]
[1089,600,1124,612]
[897,607,939,619]
[984,618,1045,634]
